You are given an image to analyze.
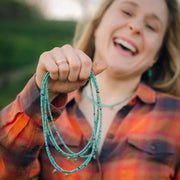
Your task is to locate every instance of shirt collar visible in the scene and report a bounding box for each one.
[67,83,156,106]
[67,89,81,104]
[136,83,156,104]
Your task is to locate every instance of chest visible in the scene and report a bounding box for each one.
[79,100,127,154]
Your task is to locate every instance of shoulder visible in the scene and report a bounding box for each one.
[155,91,180,110]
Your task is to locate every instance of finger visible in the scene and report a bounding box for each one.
[51,47,69,81]
[56,59,67,66]
[58,63,69,81]
[92,61,108,76]
[39,52,59,80]
[62,45,81,82]
[51,47,67,66]
[75,49,92,80]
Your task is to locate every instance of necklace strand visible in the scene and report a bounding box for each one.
[40,71,102,177]
[83,87,135,109]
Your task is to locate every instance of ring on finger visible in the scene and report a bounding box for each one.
[56,59,67,66]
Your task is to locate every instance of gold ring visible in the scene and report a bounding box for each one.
[56,59,67,66]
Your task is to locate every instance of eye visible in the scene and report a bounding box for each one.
[122,10,132,16]
[146,24,156,32]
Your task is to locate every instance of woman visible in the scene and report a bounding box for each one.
[0,0,180,179]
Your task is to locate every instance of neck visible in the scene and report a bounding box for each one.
[86,71,140,105]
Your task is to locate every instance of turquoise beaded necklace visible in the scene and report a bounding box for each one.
[83,86,135,109]
[40,71,102,178]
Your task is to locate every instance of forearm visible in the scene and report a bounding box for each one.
[0,75,67,178]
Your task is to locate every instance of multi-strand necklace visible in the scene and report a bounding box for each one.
[40,71,102,178]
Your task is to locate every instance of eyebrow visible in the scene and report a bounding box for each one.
[121,1,138,7]
[148,14,163,27]
[120,1,163,26]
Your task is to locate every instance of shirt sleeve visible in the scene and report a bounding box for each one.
[174,164,180,180]
[0,75,67,179]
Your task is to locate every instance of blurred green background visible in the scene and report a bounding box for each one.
[0,0,76,110]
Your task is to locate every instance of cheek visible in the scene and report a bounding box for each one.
[95,11,126,37]
[145,36,163,60]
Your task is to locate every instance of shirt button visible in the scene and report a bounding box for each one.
[108,134,114,139]
[151,145,156,150]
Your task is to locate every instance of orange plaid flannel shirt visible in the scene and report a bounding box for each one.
[0,76,180,180]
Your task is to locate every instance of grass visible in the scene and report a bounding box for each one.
[0,19,76,109]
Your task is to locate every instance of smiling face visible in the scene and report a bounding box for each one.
[94,0,168,79]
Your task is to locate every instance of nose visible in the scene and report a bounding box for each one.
[128,19,142,35]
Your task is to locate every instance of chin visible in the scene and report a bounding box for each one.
[107,66,124,75]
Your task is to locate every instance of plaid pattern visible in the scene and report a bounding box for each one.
[0,76,180,180]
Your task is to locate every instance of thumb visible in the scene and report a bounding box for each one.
[92,61,108,76]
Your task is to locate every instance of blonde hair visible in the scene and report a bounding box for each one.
[73,0,114,57]
[73,0,180,97]
[148,0,180,97]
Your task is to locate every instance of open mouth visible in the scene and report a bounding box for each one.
[114,38,138,56]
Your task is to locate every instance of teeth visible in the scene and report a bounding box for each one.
[114,39,137,53]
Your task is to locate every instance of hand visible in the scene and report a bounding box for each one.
[36,45,107,101]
